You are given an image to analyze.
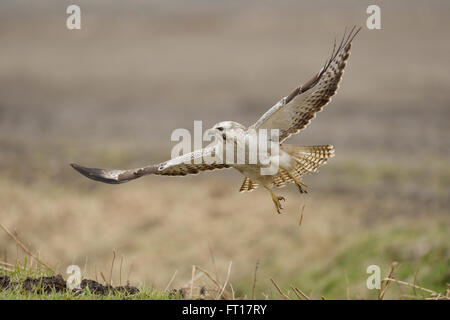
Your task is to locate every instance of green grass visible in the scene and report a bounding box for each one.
[1,222,449,300]
[234,222,449,300]
[281,224,449,299]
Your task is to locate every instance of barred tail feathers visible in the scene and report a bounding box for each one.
[282,144,335,175]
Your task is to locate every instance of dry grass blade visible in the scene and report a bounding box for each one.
[412,269,420,297]
[190,265,196,298]
[182,269,203,289]
[208,242,220,283]
[383,278,441,296]
[0,260,15,268]
[425,296,449,300]
[379,262,397,300]
[290,286,303,300]
[345,273,350,300]
[230,283,235,300]
[270,278,291,300]
[83,256,89,279]
[194,265,232,300]
[0,223,55,273]
[298,205,305,226]
[109,250,116,286]
[293,287,311,300]
[119,255,124,287]
[100,272,108,285]
[0,264,14,272]
[251,260,259,300]
[126,261,134,285]
[94,264,98,282]
[216,261,232,300]
[164,269,178,292]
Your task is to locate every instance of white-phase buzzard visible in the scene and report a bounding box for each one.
[72,27,360,214]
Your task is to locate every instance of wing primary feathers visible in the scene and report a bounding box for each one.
[71,146,231,184]
[284,26,361,106]
[70,163,158,184]
[252,26,361,141]
[71,163,124,184]
[285,26,360,105]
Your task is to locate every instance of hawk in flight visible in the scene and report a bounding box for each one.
[72,27,360,214]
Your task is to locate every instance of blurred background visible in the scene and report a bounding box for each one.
[0,0,448,299]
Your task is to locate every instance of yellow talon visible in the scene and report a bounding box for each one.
[267,188,285,214]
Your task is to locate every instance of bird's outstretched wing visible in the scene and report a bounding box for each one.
[251,26,361,143]
[71,146,230,184]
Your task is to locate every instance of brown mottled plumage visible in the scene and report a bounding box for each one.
[251,26,360,142]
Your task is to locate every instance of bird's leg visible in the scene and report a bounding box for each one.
[287,172,308,194]
[265,187,285,214]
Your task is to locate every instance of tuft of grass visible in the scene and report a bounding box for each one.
[0,265,181,300]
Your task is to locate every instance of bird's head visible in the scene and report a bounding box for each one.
[210,121,246,141]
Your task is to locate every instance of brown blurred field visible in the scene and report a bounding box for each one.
[0,0,449,299]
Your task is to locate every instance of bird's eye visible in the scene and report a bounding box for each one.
[216,127,224,131]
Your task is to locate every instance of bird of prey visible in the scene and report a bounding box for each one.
[71,27,360,214]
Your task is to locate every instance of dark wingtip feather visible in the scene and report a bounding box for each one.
[70,163,122,184]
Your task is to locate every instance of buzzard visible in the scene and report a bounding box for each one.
[71,27,360,214]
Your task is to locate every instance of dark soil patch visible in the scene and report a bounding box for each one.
[22,275,66,293]
[0,275,10,289]
[114,285,140,295]
[0,275,139,296]
[74,279,139,295]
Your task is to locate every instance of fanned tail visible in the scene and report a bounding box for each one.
[283,144,335,176]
